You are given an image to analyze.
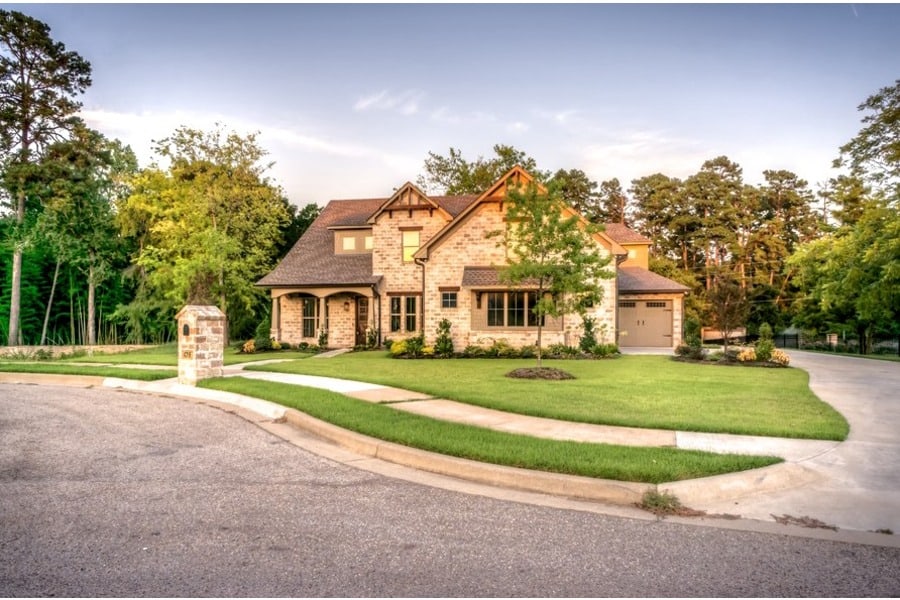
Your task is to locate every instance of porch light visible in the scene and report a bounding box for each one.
[343,301,350,311]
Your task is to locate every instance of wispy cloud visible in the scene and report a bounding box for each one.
[353,89,424,115]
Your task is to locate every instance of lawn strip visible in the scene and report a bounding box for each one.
[245,353,849,441]
[200,376,782,484]
[0,362,177,381]
[55,343,313,366]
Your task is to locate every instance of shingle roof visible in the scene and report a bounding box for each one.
[617,266,689,293]
[603,223,652,244]
[257,198,384,287]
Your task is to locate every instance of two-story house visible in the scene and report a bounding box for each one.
[257,166,688,350]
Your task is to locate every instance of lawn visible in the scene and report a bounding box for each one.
[247,352,849,440]
[201,376,782,484]
[0,362,177,380]
[56,343,312,366]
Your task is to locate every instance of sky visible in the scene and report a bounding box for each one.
[9,3,900,207]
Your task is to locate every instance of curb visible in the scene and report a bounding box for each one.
[280,406,654,505]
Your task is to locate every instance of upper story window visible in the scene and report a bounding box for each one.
[401,229,421,262]
[335,229,373,254]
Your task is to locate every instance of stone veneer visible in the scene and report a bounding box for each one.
[381,200,618,350]
[176,305,225,385]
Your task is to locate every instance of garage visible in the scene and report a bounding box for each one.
[618,299,673,347]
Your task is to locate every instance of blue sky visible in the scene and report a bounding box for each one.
[11,3,900,207]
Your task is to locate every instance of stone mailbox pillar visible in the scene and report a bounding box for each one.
[176,305,226,385]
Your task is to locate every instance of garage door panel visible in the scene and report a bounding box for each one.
[619,300,672,347]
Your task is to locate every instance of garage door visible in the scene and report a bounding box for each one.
[618,300,673,347]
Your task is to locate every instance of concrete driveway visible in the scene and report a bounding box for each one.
[690,351,900,533]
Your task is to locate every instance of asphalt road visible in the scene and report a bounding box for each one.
[2,383,899,597]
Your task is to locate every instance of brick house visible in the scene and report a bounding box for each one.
[257,166,688,350]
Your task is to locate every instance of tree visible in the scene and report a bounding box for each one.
[36,124,136,344]
[416,144,548,195]
[490,180,613,367]
[276,200,321,259]
[834,79,900,194]
[550,168,600,221]
[597,178,629,225]
[0,9,91,345]
[117,125,290,342]
[706,268,749,354]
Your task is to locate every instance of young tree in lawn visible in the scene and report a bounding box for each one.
[706,268,749,355]
[0,9,91,345]
[491,180,613,367]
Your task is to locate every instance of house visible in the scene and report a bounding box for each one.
[257,167,688,350]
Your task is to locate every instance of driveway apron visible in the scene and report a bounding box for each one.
[689,350,900,533]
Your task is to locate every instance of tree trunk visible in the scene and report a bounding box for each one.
[8,248,22,345]
[87,263,96,346]
[40,258,62,345]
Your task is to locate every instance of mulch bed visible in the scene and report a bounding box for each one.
[506,367,576,380]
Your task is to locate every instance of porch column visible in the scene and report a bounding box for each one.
[271,295,281,341]
[319,296,328,339]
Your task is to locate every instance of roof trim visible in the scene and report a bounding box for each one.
[366,181,451,225]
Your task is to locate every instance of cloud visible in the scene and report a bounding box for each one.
[579,130,707,184]
[353,89,424,115]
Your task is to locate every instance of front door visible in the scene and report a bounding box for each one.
[355,297,369,346]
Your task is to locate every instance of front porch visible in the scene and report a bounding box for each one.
[271,286,381,349]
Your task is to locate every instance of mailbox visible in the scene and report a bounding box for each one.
[175,305,226,385]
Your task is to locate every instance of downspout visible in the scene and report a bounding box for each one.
[614,253,628,346]
[414,257,427,336]
[371,283,381,346]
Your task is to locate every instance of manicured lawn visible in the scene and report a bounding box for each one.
[200,376,782,484]
[247,352,849,440]
[56,343,312,366]
[0,362,177,381]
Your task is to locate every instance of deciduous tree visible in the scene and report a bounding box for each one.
[490,181,613,366]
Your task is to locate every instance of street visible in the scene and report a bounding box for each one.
[1,383,898,597]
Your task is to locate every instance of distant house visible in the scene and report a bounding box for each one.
[257,167,688,350]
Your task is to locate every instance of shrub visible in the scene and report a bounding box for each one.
[462,345,485,358]
[435,319,454,357]
[579,316,598,353]
[389,339,408,357]
[519,345,537,359]
[318,329,328,349]
[758,322,773,342]
[405,334,425,358]
[254,335,273,352]
[675,344,706,360]
[271,339,282,351]
[590,343,619,358]
[365,327,378,349]
[684,317,702,348]
[755,338,775,362]
[737,347,756,362]
[280,341,292,350]
[242,339,256,354]
[548,343,579,358]
[770,349,790,366]
[422,346,435,357]
[383,338,393,351]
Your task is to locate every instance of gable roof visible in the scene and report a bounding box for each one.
[257,198,384,288]
[603,223,652,245]
[617,266,690,294]
[366,182,452,224]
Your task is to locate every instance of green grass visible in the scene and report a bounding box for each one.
[200,376,782,484]
[247,352,849,441]
[56,343,312,366]
[0,362,177,381]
